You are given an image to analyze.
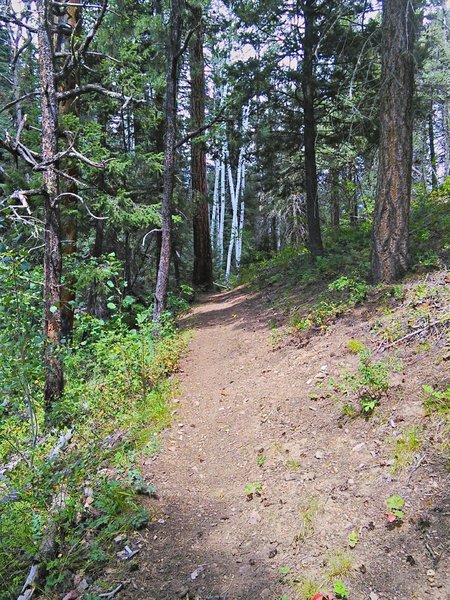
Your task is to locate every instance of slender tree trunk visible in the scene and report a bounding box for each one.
[218,145,226,264]
[372,0,416,283]
[211,157,220,247]
[428,106,438,190]
[329,167,340,228]
[301,0,323,258]
[37,0,63,409]
[153,0,183,321]
[190,5,213,289]
[58,0,81,340]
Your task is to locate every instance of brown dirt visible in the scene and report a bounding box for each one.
[113,286,449,600]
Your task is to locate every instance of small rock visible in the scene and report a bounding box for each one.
[177,586,190,598]
[249,510,261,525]
[427,569,435,580]
[369,592,379,600]
[315,450,324,459]
[114,534,127,544]
[268,548,277,559]
[406,555,416,566]
[320,364,329,371]
[352,442,365,452]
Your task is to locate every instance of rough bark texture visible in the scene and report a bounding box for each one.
[37,0,64,408]
[190,6,213,289]
[372,0,416,283]
[153,0,183,321]
[301,0,323,258]
[58,0,81,339]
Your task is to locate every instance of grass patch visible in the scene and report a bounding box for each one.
[391,426,423,473]
[294,496,321,543]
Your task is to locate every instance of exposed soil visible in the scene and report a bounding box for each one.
[111,285,449,600]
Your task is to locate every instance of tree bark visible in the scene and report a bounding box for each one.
[190,5,213,289]
[37,0,63,408]
[58,0,82,340]
[153,0,184,321]
[428,106,438,190]
[372,0,416,283]
[301,0,323,258]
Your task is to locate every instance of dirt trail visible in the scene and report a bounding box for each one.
[120,287,449,600]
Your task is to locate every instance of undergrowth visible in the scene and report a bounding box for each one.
[240,183,449,334]
[0,250,187,598]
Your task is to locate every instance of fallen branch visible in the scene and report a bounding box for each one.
[48,429,73,463]
[99,583,123,599]
[380,317,450,352]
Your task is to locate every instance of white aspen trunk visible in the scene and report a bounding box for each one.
[225,144,238,282]
[127,109,135,152]
[211,157,220,247]
[276,214,281,250]
[236,200,245,268]
[218,145,226,264]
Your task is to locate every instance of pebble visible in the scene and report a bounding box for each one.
[315,450,324,459]
[352,442,365,452]
[369,593,379,600]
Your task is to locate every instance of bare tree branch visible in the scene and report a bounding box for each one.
[175,106,227,149]
[56,84,145,105]
[0,92,40,115]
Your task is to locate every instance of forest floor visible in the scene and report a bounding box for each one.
[102,280,449,600]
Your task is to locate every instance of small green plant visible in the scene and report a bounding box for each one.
[326,549,355,580]
[346,338,365,353]
[294,577,322,600]
[347,529,359,548]
[257,453,266,467]
[391,426,423,473]
[295,496,321,543]
[245,481,263,499]
[334,580,349,598]
[340,403,356,418]
[422,385,450,418]
[386,495,405,522]
[287,458,301,470]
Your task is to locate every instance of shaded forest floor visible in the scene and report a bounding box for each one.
[101,276,449,600]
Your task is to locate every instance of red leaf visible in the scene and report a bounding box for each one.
[387,513,397,523]
[311,594,324,600]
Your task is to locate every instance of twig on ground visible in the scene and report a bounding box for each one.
[407,454,426,485]
[380,317,449,352]
[99,583,123,599]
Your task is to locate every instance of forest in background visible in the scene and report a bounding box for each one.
[0,0,449,597]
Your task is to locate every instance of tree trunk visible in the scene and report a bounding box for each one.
[428,106,438,190]
[190,5,213,289]
[329,167,340,228]
[301,0,323,258]
[37,0,63,409]
[58,0,81,340]
[153,0,184,321]
[372,0,416,283]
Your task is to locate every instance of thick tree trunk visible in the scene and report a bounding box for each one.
[153,0,183,321]
[37,0,63,408]
[372,0,416,283]
[301,0,323,258]
[190,5,213,289]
